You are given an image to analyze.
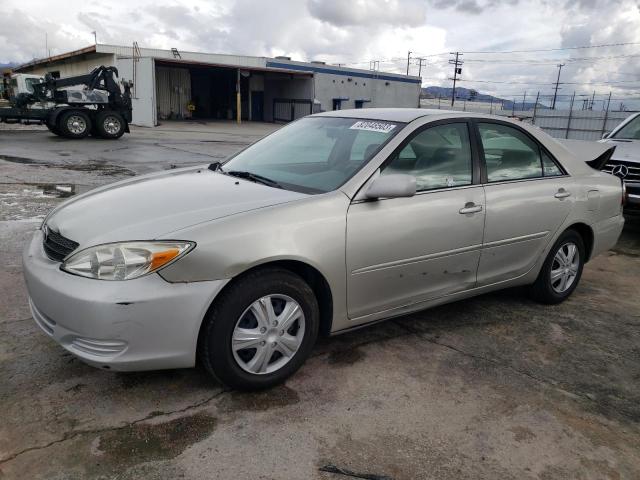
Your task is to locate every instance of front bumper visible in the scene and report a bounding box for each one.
[625,182,640,211]
[22,230,228,371]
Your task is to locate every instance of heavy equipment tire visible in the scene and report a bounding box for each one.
[95,111,126,139]
[198,268,319,391]
[45,122,61,136]
[58,110,91,139]
[529,229,585,305]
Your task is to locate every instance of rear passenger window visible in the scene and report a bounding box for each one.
[479,123,543,182]
[382,123,472,191]
[542,150,563,176]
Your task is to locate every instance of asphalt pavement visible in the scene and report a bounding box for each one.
[1,121,639,479]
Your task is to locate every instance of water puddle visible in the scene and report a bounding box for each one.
[0,154,135,177]
[0,182,92,221]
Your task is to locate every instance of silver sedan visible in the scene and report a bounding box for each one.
[23,109,625,390]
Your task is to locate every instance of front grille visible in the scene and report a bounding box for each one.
[602,159,640,183]
[43,228,79,262]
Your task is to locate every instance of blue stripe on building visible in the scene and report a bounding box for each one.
[266,62,421,84]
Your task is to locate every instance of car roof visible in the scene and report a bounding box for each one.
[312,108,459,123]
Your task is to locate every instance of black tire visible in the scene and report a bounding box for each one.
[95,111,125,139]
[198,268,319,391]
[45,122,61,136]
[57,110,91,139]
[529,229,585,304]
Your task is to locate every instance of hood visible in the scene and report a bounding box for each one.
[46,167,308,247]
[601,138,640,163]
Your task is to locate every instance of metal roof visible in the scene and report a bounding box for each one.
[154,58,313,76]
[15,45,97,71]
[14,44,419,84]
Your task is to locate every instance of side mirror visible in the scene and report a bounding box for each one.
[602,131,611,139]
[365,174,416,199]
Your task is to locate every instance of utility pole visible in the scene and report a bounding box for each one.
[532,92,540,124]
[522,91,527,111]
[406,51,412,76]
[416,57,427,78]
[601,91,612,137]
[551,63,564,110]
[448,52,463,107]
[92,31,97,44]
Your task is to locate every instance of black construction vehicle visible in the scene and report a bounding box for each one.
[0,66,132,139]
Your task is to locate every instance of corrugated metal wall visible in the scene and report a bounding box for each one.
[156,66,191,120]
[420,98,633,141]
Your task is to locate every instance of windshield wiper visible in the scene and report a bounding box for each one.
[226,170,283,189]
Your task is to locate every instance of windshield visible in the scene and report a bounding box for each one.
[222,116,403,193]
[612,115,640,140]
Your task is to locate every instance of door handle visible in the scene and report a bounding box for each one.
[554,189,571,199]
[459,203,483,214]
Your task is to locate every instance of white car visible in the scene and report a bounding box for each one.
[601,112,640,210]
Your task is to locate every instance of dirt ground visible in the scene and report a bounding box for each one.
[1,122,639,479]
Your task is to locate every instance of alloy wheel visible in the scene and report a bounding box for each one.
[66,115,87,135]
[103,116,122,135]
[550,242,580,293]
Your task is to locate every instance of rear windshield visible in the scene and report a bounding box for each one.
[222,116,404,193]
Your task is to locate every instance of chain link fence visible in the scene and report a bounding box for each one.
[420,96,635,141]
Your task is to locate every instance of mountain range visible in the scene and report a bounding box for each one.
[422,86,543,111]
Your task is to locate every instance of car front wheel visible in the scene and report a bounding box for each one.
[530,229,585,304]
[198,268,319,391]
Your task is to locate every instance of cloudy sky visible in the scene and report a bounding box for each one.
[2,0,639,108]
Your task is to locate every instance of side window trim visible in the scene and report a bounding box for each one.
[470,119,568,184]
[379,118,480,192]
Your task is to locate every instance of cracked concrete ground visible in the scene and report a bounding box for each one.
[1,122,640,479]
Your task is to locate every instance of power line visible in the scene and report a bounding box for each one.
[460,41,640,54]
[461,53,640,65]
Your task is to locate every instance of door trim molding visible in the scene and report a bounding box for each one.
[351,243,482,275]
[483,230,549,248]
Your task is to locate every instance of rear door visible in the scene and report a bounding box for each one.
[346,120,486,320]
[475,121,574,286]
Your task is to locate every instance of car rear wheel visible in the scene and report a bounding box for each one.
[198,268,319,391]
[530,229,585,304]
[58,110,91,139]
[95,111,125,139]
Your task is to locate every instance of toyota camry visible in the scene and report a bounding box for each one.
[23,109,625,390]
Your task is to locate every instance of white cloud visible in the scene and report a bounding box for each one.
[1,0,638,107]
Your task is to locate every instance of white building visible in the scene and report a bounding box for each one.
[15,44,421,127]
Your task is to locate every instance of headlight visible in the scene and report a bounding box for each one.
[61,241,194,280]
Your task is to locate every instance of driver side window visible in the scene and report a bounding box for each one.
[382,123,473,192]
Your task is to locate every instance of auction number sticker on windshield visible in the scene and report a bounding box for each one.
[349,121,397,134]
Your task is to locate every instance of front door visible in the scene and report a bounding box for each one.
[251,91,264,121]
[346,121,485,320]
[475,121,574,286]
